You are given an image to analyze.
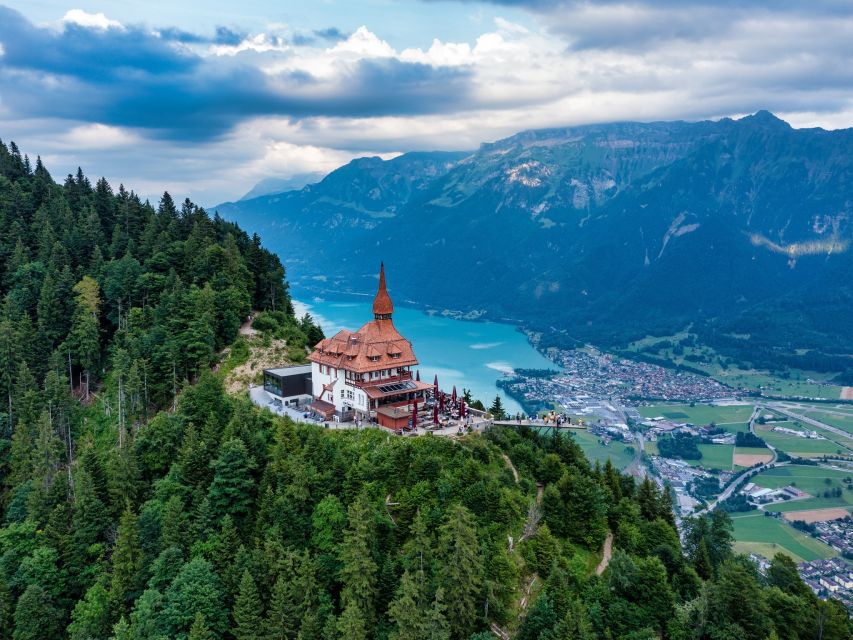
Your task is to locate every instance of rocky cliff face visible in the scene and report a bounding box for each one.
[214,113,853,366]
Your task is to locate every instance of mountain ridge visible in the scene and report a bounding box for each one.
[214,113,853,375]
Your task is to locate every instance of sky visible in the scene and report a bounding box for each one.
[2,1,853,206]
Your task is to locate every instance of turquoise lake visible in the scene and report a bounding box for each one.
[292,295,555,415]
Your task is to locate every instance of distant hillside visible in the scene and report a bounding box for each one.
[214,113,853,376]
[239,173,325,201]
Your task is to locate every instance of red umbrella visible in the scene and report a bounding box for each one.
[433,402,439,425]
[412,398,418,430]
[460,399,466,418]
[433,374,439,394]
[416,370,421,381]
[451,386,457,402]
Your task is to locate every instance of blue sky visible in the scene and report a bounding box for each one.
[2,1,853,204]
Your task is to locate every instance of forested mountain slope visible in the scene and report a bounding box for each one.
[0,140,849,640]
[216,113,853,376]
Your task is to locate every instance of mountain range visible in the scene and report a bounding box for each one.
[214,112,853,378]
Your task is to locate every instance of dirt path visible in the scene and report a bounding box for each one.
[239,315,257,336]
[502,453,520,483]
[595,532,614,575]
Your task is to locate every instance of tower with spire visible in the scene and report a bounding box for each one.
[373,262,394,320]
[306,263,432,429]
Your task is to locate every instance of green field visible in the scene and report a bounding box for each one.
[731,513,837,563]
[645,441,734,469]
[637,403,754,427]
[751,465,853,512]
[675,444,735,470]
[571,430,635,471]
[755,424,844,457]
[716,422,751,435]
[804,410,853,436]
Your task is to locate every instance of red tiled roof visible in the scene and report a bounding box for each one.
[308,319,418,373]
[308,264,418,374]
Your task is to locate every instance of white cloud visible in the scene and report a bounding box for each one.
[59,123,139,150]
[61,9,124,31]
[328,26,395,59]
[209,33,290,56]
[400,40,474,67]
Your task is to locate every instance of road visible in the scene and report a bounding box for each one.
[697,405,780,515]
[624,430,647,479]
[766,402,853,446]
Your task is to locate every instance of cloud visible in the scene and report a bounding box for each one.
[315,27,348,42]
[61,9,124,31]
[59,123,140,149]
[0,8,473,141]
[158,25,246,45]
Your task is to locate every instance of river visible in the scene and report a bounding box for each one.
[291,295,556,416]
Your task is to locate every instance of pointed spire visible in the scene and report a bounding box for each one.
[372,261,394,319]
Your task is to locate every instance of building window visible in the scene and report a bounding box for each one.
[340,390,345,398]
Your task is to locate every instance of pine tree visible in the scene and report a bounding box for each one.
[70,465,111,588]
[160,494,189,552]
[437,504,482,640]
[207,438,256,530]
[68,577,112,640]
[162,557,227,638]
[110,506,144,617]
[188,611,215,640]
[694,538,713,580]
[106,434,141,511]
[550,597,594,640]
[489,395,505,420]
[637,477,659,521]
[13,584,62,640]
[111,616,132,640]
[388,569,426,640]
[339,493,378,628]
[423,588,450,640]
[658,484,676,527]
[336,603,367,640]
[232,569,264,640]
[68,276,101,398]
[266,571,300,640]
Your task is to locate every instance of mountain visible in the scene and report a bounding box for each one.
[239,172,325,201]
[214,113,853,374]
